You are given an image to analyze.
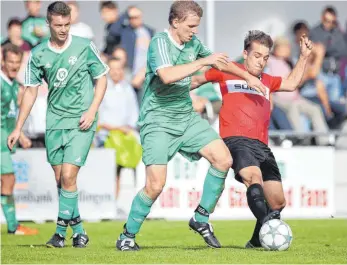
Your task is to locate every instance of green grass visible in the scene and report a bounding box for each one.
[1,219,347,264]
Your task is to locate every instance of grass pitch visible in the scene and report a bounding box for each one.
[1,219,346,264]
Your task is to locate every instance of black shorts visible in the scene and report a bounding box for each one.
[223,136,281,183]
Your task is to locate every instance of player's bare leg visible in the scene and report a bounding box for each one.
[1,173,38,235]
[116,165,167,251]
[246,180,285,248]
[189,139,232,248]
[47,163,88,248]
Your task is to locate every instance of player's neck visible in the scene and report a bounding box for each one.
[168,27,184,45]
[49,36,69,50]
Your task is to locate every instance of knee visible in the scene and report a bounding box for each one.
[145,177,165,199]
[241,170,262,187]
[61,171,77,188]
[213,153,233,172]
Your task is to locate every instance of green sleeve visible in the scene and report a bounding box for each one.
[148,37,173,74]
[24,52,43,86]
[87,41,109,79]
[197,37,212,58]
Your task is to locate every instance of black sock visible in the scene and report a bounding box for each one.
[246,183,268,224]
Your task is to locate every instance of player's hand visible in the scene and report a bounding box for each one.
[79,110,96,130]
[202,53,229,69]
[7,129,21,151]
[244,73,267,96]
[19,133,32,149]
[300,34,313,58]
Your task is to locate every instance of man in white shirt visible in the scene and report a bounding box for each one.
[96,57,139,215]
[67,1,94,40]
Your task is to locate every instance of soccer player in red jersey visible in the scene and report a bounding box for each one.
[191,30,313,248]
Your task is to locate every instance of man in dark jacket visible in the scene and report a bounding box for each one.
[310,6,347,101]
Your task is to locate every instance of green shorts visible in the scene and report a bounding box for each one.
[45,129,95,167]
[141,113,220,165]
[1,128,14,175]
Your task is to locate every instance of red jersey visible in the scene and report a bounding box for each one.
[205,64,282,145]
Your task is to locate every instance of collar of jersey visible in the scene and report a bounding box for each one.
[0,70,13,86]
[164,29,185,50]
[48,34,72,54]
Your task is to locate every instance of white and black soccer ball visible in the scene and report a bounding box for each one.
[259,219,293,251]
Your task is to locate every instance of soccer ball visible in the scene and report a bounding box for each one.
[259,219,293,251]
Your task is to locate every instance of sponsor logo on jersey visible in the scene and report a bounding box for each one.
[68,56,77,65]
[54,68,69,88]
[188,53,195,61]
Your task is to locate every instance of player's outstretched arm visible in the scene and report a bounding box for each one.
[190,75,208,90]
[7,86,38,150]
[157,53,228,85]
[278,35,313,92]
[80,75,107,130]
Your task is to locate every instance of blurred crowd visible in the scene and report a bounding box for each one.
[2,1,347,151]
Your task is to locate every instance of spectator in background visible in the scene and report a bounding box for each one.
[100,1,126,56]
[96,58,139,216]
[293,21,347,130]
[67,1,94,40]
[21,0,49,47]
[112,46,132,82]
[267,37,330,145]
[120,6,154,73]
[310,6,347,101]
[1,18,32,52]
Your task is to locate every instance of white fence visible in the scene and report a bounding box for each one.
[1,147,346,223]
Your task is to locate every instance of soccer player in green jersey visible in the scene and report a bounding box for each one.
[1,43,38,236]
[8,1,109,248]
[116,1,267,251]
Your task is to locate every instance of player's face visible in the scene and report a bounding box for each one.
[175,13,200,43]
[2,52,22,79]
[108,60,124,83]
[49,15,71,43]
[243,42,270,77]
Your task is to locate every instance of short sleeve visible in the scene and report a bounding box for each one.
[87,41,109,79]
[148,37,173,75]
[24,52,43,87]
[270,76,282,92]
[196,37,212,58]
[205,68,224,83]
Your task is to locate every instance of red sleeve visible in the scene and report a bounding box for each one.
[205,68,224,83]
[270,76,282,92]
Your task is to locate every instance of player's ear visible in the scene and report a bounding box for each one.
[172,18,179,29]
[243,49,248,60]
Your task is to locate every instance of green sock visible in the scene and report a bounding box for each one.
[194,166,227,223]
[69,191,84,235]
[1,194,19,232]
[56,189,77,237]
[121,189,154,239]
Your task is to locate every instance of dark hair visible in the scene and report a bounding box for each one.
[2,43,23,61]
[168,1,203,25]
[292,21,309,34]
[323,5,337,16]
[47,1,71,22]
[7,18,22,29]
[244,30,273,51]
[100,1,118,11]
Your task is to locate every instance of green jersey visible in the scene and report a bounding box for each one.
[138,30,212,128]
[25,35,109,130]
[1,71,19,131]
[21,16,50,46]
